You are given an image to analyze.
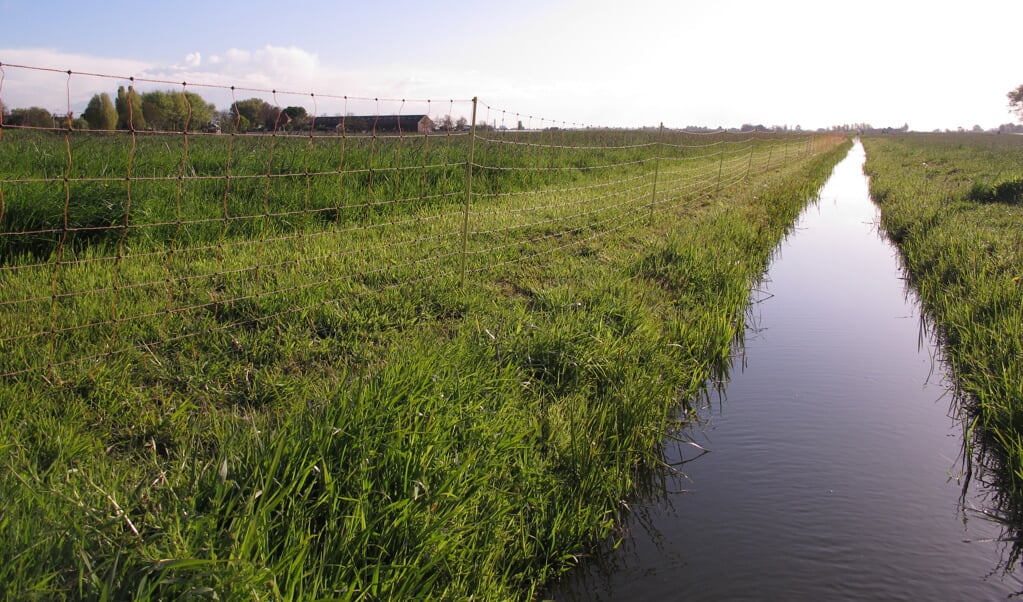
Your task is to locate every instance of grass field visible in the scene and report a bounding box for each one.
[863,133,1023,559]
[0,125,847,600]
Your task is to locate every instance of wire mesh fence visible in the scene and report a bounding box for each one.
[0,62,843,380]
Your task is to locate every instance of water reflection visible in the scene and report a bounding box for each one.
[888,197,1023,582]
[547,141,1023,601]
[958,403,1023,580]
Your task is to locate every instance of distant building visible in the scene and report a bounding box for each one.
[311,114,434,134]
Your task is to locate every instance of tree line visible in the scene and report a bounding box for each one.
[0,87,310,133]
[5,83,1022,133]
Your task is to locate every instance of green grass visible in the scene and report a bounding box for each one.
[0,125,848,600]
[863,132,1023,552]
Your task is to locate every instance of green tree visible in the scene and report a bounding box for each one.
[140,90,216,131]
[115,85,147,130]
[282,106,308,129]
[179,91,216,130]
[231,98,274,131]
[82,92,118,130]
[141,91,174,130]
[1009,84,1023,121]
[7,107,54,128]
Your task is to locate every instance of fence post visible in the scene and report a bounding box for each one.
[649,123,663,225]
[715,148,725,194]
[766,138,774,172]
[745,132,755,180]
[459,96,479,288]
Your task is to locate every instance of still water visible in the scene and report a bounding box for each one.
[549,141,1023,600]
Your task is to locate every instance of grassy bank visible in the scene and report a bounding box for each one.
[0,126,848,600]
[862,134,1023,536]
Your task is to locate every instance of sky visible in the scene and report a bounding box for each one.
[1,0,1020,131]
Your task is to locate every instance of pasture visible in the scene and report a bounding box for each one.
[0,125,847,600]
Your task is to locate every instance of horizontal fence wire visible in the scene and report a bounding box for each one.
[0,62,845,380]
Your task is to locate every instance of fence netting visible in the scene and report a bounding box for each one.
[0,63,842,380]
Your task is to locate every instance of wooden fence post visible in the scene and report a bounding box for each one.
[459,97,479,288]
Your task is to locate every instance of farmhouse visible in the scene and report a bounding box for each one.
[312,114,434,134]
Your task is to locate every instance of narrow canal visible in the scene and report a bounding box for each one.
[549,141,1023,600]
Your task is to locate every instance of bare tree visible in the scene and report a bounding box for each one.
[436,114,454,131]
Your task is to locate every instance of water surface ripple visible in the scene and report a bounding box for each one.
[550,140,1023,601]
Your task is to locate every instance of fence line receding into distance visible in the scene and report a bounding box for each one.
[0,62,844,380]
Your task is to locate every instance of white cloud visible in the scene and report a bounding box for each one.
[5,0,1023,131]
[1,46,356,117]
[133,46,478,118]
[140,46,349,113]
[0,45,689,125]
[220,48,251,64]
[7,35,1016,131]
[180,46,317,86]
[0,48,151,112]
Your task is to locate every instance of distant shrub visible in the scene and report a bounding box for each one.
[968,177,1023,205]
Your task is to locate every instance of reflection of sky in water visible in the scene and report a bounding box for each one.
[551,142,1023,601]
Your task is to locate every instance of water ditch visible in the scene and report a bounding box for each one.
[547,140,1023,600]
